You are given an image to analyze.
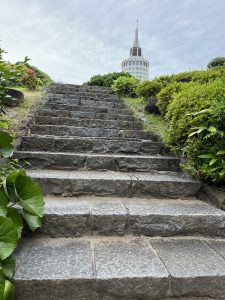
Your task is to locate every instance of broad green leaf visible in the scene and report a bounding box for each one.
[209,158,218,166]
[15,174,44,218]
[219,169,225,177]
[0,187,9,217]
[0,216,18,260]
[208,126,217,133]
[217,150,225,155]
[210,166,223,172]
[0,131,14,158]
[7,208,23,239]
[22,210,42,231]
[198,154,216,159]
[1,255,15,278]
[3,280,14,300]
[189,127,207,137]
[5,170,26,203]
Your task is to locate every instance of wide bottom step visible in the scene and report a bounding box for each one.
[14,236,225,300]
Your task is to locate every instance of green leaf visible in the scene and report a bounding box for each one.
[219,169,225,177]
[5,170,26,203]
[22,210,42,231]
[209,158,218,166]
[198,154,216,159]
[1,256,15,279]
[217,150,225,155]
[7,208,23,239]
[0,131,14,158]
[0,187,9,217]
[187,108,212,116]
[15,174,44,218]
[3,280,14,300]
[208,126,217,133]
[0,216,18,260]
[189,126,207,137]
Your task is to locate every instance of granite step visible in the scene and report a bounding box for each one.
[15,151,179,172]
[34,116,142,130]
[22,135,164,154]
[38,109,135,121]
[34,195,225,238]
[14,236,225,300]
[27,169,201,198]
[46,98,123,108]
[48,93,119,105]
[29,125,153,140]
[44,103,128,114]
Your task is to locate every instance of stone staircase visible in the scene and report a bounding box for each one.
[13,84,225,300]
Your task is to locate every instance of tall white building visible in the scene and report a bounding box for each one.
[121,21,149,81]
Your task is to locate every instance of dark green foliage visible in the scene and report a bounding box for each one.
[165,79,225,150]
[185,106,225,183]
[157,82,185,116]
[0,46,44,299]
[136,80,163,99]
[86,72,132,87]
[208,57,225,69]
[111,76,140,97]
[164,79,225,183]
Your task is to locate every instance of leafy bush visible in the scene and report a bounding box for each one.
[208,57,225,68]
[0,46,44,299]
[157,82,185,116]
[185,106,225,183]
[24,64,52,86]
[0,48,28,105]
[86,72,131,87]
[136,80,163,99]
[112,76,140,97]
[21,68,41,90]
[165,79,225,153]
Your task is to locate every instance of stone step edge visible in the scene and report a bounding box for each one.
[14,236,225,300]
[34,116,142,129]
[36,196,225,238]
[15,150,176,159]
[15,151,179,172]
[24,133,157,142]
[27,169,201,198]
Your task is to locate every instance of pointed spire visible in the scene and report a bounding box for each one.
[133,19,139,47]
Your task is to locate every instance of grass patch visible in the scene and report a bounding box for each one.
[3,87,44,136]
[122,97,167,139]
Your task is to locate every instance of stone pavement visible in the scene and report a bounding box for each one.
[14,84,225,299]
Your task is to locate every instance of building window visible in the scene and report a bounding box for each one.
[129,61,131,65]
[140,61,142,66]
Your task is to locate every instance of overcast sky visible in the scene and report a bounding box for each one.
[1,0,225,84]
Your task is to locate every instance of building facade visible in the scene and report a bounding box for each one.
[121,22,149,81]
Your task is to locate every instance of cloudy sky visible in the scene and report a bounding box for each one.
[1,0,225,83]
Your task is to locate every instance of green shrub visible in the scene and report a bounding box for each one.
[86,72,131,87]
[0,46,44,298]
[136,80,163,99]
[164,79,225,153]
[185,105,225,183]
[208,57,225,68]
[157,82,185,116]
[112,76,140,97]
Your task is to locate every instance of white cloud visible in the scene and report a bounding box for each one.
[0,0,225,83]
